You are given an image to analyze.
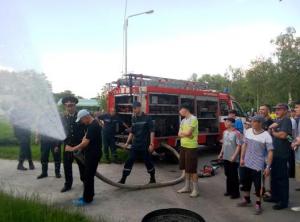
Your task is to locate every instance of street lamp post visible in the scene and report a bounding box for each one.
[123,10,154,75]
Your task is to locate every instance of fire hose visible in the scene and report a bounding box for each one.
[74,142,184,190]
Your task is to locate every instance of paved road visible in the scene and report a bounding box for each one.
[0,147,299,222]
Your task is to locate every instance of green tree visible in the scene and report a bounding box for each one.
[272,27,300,104]
[246,58,277,110]
[197,74,230,92]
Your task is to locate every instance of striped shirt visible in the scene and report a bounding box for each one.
[244,128,274,171]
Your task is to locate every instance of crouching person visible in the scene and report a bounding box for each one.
[218,117,243,199]
[177,103,199,198]
[65,109,102,206]
[238,115,273,215]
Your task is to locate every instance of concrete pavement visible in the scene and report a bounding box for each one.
[0,147,299,222]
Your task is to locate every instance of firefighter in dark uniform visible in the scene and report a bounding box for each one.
[118,101,156,184]
[98,108,129,163]
[36,134,61,179]
[60,96,86,193]
[13,126,35,170]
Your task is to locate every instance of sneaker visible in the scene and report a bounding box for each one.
[254,204,262,215]
[291,206,300,212]
[72,198,89,207]
[237,199,251,207]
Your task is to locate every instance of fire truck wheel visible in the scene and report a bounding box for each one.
[74,143,184,190]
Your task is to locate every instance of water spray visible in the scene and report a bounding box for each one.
[0,70,66,140]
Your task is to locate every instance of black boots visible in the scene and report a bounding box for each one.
[17,161,27,171]
[37,162,61,179]
[17,160,35,170]
[118,174,156,184]
[37,173,48,179]
[37,163,48,179]
[149,173,156,184]
[29,160,35,170]
[118,175,127,184]
[55,162,61,178]
[61,186,71,193]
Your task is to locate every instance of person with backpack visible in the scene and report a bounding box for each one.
[218,117,243,199]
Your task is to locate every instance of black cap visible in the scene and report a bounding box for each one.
[62,96,78,105]
[251,115,265,123]
[273,103,289,110]
[224,117,236,123]
[228,110,238,115]
[180,103,192,112]
[132,101,141,108]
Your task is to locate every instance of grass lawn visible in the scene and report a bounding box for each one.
[0,144,128,163]
[0,144,41,161]
[0,119,129,162]
[0,191,103,222]
[0,120,17,145]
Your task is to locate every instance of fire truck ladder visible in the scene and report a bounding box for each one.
[117,73,208,90]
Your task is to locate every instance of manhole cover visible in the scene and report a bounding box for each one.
[142,208,205,222]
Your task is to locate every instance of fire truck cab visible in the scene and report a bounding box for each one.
[106,74,245,149]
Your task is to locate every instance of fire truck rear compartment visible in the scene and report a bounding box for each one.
[151,115,179,137]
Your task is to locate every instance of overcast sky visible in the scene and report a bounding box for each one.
[1,0,300,98]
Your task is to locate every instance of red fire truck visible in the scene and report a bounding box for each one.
[105,74,245,150]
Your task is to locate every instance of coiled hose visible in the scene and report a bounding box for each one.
[74,142,184,190]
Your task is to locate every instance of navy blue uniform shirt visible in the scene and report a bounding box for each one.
[62,112,86,146]
[131,113,155,149]
[99,114,123,135]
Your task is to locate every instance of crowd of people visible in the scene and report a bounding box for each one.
[218,103,300,214]
[11,96,300,212]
